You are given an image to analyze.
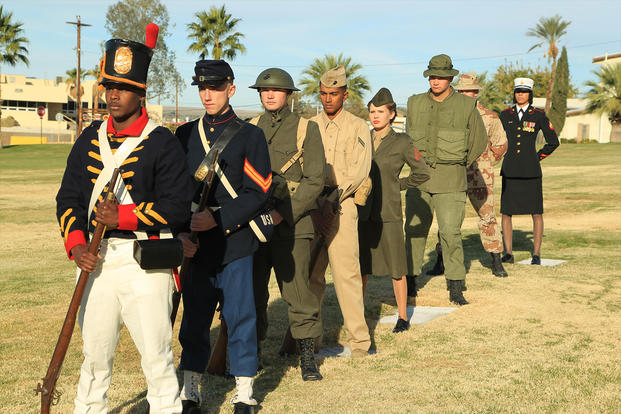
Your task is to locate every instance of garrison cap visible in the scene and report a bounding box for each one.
[368,87,394,107]
[514,77,534,91]
[423,54,459,78]
[192,60,235,87]
[320,65,347,88]
[99,23,159,90]
[455,73,483,91]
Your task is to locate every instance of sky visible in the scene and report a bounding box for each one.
[3,0,621,111]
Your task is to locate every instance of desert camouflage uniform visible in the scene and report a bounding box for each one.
[466,102,508,253]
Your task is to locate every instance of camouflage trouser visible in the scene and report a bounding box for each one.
[466,162,503,253]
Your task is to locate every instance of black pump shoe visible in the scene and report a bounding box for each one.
[501,253,514,264]
[392,318,410,333]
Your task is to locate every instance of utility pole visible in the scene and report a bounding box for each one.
[66,16,91,137]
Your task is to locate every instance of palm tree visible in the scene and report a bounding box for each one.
[0,6,29,149]
[526,15,571,112]
[584,63,621,142]
[65,68,86,100]
[299,53,370,106]
[186,6,246,60]
[87,64,102,117]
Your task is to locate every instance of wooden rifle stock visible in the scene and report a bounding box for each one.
[170,149,220,327]
[206,317,228,375]
[36,168,121,414]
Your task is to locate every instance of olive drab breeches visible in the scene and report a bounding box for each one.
[404,188,467,280]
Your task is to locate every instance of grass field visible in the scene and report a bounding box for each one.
[1,143,620,413]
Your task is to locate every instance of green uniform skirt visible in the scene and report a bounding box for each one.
[359,220,406,279]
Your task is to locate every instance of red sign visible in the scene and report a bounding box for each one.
[37,106,46,117]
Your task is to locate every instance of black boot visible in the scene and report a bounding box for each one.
[490,253,508,277]
[278,327,298,356]
[298,338,322,381]
[448,280,469,306]
[427,252,445,275]
[406,275,417,297]
[233,402,256,414]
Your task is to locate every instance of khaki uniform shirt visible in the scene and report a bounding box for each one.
[311,109,372,200]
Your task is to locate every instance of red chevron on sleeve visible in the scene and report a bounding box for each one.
[244,157,272,193]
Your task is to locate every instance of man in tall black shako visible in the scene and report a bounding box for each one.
[175,60,271,414]
[56,24,192,413]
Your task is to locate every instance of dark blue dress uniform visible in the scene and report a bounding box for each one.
[499,105,559,215]
[175,107,271,377]
[56,110,192,254]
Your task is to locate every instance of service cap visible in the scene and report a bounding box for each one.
[368,87,394,107]
[320,65,347,88]
[423,54,459,78]
[192,60,235,87]
[514,77,534,92]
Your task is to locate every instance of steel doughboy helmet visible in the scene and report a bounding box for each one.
[249,68,300,91]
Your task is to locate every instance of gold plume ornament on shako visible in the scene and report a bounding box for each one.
[98,23,159,90]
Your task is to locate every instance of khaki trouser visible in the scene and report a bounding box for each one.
[253,237,322,341]
[404,188,467,280]
[309,197,371,352]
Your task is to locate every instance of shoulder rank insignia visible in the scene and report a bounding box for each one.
[358,136,365,147]
[549,120,554,130]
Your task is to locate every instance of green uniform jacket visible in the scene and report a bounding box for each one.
[365,128,431,223]
[256,108,325,239]
[406,87,488,193]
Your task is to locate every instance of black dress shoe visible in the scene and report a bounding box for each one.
[182,400,201,414]
[501,253,514,264]
[392,318,410,333]
[233,402,256,414]
[490,253,508,277]
[427,253,445,275]
[531,255,541,265]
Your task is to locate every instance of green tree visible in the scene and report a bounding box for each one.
[526,14,571,113]
[477,60,577,114]
[0,5,29,149]
[584,63,621,142]
[105,0,182,103]
[298,53,370,107]
[548,46,569,133]
[186,5,246,60]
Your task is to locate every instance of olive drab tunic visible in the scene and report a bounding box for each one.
[359,128,430,277]
[252,108,326,341]
[404,88,488,282]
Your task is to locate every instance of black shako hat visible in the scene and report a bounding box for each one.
[192,60,235,87]
[99,23,159,90]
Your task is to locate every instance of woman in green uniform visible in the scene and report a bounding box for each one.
[359,88,430,333]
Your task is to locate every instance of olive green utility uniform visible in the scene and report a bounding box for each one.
[404,86,487,283]
[252,107,326,341]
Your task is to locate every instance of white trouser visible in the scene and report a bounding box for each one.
[73,238,181,414]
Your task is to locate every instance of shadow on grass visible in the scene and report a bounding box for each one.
[415,229,533,293]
